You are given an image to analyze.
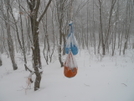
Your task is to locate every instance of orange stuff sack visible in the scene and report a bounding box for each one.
[64,66,77,78]
[64,52,78,78]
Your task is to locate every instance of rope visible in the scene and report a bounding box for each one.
[70,0,73,21]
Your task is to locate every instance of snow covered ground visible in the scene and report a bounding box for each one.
[0,49,134,101]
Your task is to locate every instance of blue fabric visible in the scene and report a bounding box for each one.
[71,44,78,55]
[65,47,70,54]
[65,43,78,55]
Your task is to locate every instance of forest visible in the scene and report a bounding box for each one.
[0,0,134,92]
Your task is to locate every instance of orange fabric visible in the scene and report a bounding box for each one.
[64,66,77,78]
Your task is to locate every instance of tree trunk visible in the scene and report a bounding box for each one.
[27,0,52,91]
[18,1,27,70]
[58,29,64,67]
[33,43,42,90]
[0,53,2,66]
[6,0,18,70]
[98,0,105,55]
[92,0,96,54]
[55,0,66,67]
[31,21,42,91]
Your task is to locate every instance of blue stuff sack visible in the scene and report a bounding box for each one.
[65,34,78,55]
[65,21,78,55]
[65,43,78,55]
[71,44,78,55]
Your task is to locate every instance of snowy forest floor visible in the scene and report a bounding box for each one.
[0,49,134,101]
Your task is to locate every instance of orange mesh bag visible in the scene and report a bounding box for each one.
[64,52,78,78]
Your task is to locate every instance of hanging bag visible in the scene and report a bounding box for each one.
[65,22,78,55]
[64,52,78,78]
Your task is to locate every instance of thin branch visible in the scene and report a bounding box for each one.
[24,64,33,73]
[19,4,31,17]
[38,0,52,23]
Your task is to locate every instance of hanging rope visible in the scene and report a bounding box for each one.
[70,0,73,21]
[68,0,74,37]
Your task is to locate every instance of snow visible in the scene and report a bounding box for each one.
[69,21,73,25]
[0,49,134,101]
[36,29,39,33]
[13,8,19,21]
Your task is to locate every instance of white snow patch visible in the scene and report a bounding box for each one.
[0,49,134,101]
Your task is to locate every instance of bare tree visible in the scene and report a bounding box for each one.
[8,0,29,70]
[0,52,2,66]
[123,0,133,55]
[92,0,97,54]
[26,0,52,91]
[0,0,18,70]
[42,2,55,65]
[105,0,117,52]
[98,0,105,55]
[55,0,74,67]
